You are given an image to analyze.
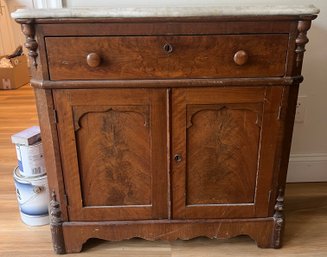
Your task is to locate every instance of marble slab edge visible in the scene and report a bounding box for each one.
[11,5,320,19]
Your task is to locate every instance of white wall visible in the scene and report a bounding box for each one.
[6,0,62,56]
[6,0,35,56]
[287,0,327,182]
[8,0,327,182]
[0,0,16,55]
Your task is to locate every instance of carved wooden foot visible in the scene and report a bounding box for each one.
[62,239,84,254]
[255,236,275,249]
[253,223,283,249]
[272,189,285,249]
[49,190,66,254]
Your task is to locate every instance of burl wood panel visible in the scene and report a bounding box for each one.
[53,89,168,221]
[45,34,288,81]
[75,106,151,206]
[172,87,283,219]
[186,104,262,205]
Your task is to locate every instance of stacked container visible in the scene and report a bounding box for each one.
[11,126,49,226]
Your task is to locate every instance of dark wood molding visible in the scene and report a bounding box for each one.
[295,20,312,72]
[49,190,66,254]
[30,76,304,89]
[21,19,38,69]
[72,106,149,132]
[186,104,262,129]
[272,189,285,248]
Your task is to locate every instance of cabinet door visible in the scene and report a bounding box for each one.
[172,87,283,219]
[53,89,168,221]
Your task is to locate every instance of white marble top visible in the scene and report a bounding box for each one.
[11,5,319,19]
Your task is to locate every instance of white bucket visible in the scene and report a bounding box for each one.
[15,142,46,177]
[13,167,49,226]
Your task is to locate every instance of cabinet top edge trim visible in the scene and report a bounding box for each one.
[30,77,303,89]
[15,15,317,24]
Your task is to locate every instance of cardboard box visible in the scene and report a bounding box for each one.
[11,126,41,146]
[0,55,30,90]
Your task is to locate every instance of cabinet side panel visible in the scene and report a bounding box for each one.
[34,88,67,220]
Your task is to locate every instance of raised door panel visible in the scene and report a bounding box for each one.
[172,87,283,219]
[186,103,261,205]
[53,89,168,221]
[76,105,151,207]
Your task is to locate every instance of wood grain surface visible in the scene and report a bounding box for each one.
[12,15,319,254]
[171,87,283,219]
[76,106,152,207]
[186,103,261,205]
[53,89,168,221]
[46,34,288,80]
[1,85,326,256]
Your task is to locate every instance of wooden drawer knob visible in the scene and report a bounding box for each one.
[86,53,101,67]
[233,50,248,66]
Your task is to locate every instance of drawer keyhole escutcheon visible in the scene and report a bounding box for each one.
[163,43,173,54]
[86,52,101,68]
[233,50,248,66]
[174,154,182,162]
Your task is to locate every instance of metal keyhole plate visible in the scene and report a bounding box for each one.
[174,154,182,162]
[163,43,173,54]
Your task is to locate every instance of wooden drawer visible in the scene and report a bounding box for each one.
[46,34,289,80]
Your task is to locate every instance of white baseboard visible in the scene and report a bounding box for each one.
[287,153,327,183]
[33,0,63,9]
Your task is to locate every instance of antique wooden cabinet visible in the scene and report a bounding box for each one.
[13,5,319,254]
